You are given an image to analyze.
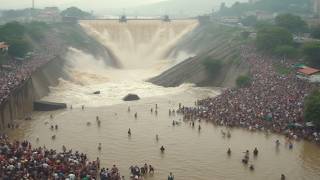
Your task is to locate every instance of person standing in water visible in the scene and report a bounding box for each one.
[128,128,131,136]
[227,148,231,155]
[160,146,165,152]
[168,172,174,180]
[253,147,259,156]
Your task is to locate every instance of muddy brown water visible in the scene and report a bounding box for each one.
[7,89,320,180]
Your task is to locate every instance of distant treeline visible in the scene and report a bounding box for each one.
[219,0,312,16]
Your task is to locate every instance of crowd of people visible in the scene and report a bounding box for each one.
[0,33,64,104]
[0,133,101,179]
[178,45,320,143]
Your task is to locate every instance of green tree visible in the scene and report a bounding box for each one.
[236,75,252,88]
[8,38,31,58]
[302,42,320,67]
[274,45,298,58]
[202,58,223,77]
[256,26,293,52]
[275,13,307,34]
[0,21,25,40]
[61,7,91,19]
[304,90,320,128]
[310,26,320,39]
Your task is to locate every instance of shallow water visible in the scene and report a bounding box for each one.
[8,88,320,180]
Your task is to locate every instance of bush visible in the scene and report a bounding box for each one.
[202,58,223,77]
[304,90,320,128]
[8,38,31,58]
[236,75,252,88]
[302,42,320,67]
[274,45,298,58]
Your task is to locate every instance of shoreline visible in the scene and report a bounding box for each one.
[179,44,320,144]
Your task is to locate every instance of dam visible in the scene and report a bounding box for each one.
[5,20,320,180]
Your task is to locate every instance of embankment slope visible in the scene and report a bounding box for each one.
[150,23,250,87]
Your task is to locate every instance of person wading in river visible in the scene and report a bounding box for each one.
[160,146,165,152]
[253,147,259,156]
[168,172,174,180]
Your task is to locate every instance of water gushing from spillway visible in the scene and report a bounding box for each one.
[43,20,200,106]
[79,20,199,69]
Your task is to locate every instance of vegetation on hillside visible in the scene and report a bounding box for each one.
[0,22,31,58]
[274,45,298,59]
[256,26,293,52]
[236,75,252,88]
[304,90,320,128]
[218,0,312,16]
[275,13,307,34]
[302,42,320,68]
[61,7,92,19]
[0,21,50,58]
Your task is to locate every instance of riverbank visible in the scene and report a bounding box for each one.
[179,45,320,143]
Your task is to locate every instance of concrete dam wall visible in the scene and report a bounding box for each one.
[0,56,66,130]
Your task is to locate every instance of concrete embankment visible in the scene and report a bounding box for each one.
[150,23,250,87]
[0,56,67,129]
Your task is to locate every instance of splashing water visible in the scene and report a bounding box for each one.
[43,20,202,106]
[79,20,198,69]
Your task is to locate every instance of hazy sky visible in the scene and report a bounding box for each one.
[0,0,244,15]
[0,0,166,9]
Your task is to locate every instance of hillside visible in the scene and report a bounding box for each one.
[149,23,250,87]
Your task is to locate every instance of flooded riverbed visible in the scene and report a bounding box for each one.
[7,88,320,180]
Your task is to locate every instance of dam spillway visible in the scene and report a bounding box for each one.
[41,20,199,106]
[79,20,199,69]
